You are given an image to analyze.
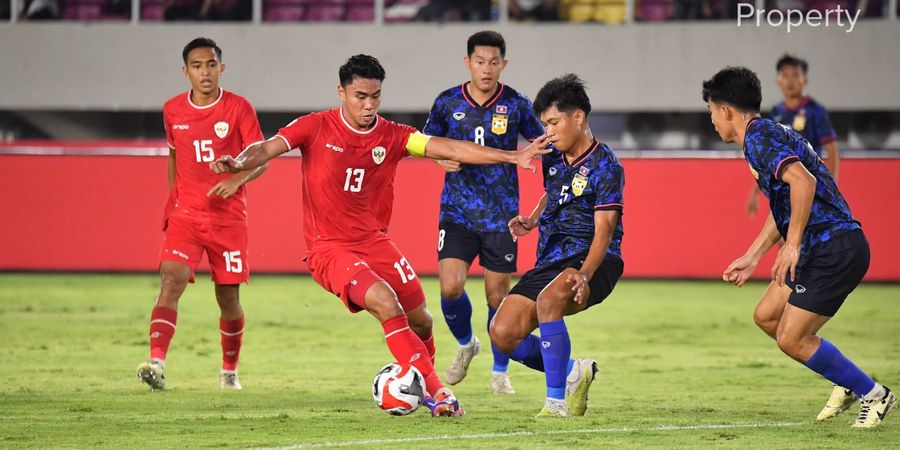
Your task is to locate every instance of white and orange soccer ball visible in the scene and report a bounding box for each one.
[372,363,426,416]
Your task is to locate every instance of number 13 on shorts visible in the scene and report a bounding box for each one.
[393,257,416,284]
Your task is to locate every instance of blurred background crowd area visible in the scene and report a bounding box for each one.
[2,0,898,23]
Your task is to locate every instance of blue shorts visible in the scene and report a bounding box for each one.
[786,230,869,317]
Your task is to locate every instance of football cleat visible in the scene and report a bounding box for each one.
[137,359,166,391]
[491,371,516,395]
[816,385,856,421]
[566,358,598,416]
[220,370,242,390]
[852,387,896,429]
[424,388,464,417]
[445,336,480,385]
[535,398,568,418]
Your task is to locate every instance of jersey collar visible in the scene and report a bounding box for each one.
[563,139,599,168]
[338,106,379,135]
[782,96,812,112]
[461,82,505,110]
[187,87,223,110]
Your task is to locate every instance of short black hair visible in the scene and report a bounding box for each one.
[339,54,386,86]
[467,31,506,57]
[776,54,808,74]
[182,37,222,64]
[533,74,591,116]
[701,66,762,113]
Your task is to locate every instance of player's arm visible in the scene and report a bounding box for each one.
[745,184,761,216]
[207,162,268,199]
[724,212,781,286]
[569,210,619,304]
[771,162,815,286]
[210,138,288,174]
[167,146,176,190]
[408,132,551,172]
[823,141,840,180]
[508,193,547,241]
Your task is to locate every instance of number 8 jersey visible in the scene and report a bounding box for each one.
[163,88,264,225]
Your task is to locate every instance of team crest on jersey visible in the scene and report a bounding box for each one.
[495,105,507,114]
[372,146,386,165]
[748,164,759,180]
[792,110,806,131]
[492,114,508,135]
[453,112,466,121]
[571,174,588,197]
[214,121,229,139]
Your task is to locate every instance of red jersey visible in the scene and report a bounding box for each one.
[275,108,419,247]
[163,88,263,225]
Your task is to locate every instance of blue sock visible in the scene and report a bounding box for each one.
[805,338,875,398]
[539,320,571,400]
[441,291,473,346]
[488,306,510,372]
[508,334,544,372]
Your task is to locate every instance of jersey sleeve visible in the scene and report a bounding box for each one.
[162,107,174,149]
[275,114,322,153]
[237,99,265,151]
[593,161,624,211]
[813,104,837,145]
[518,95,545,141]
[422,95,447,137]
[746,125,800,181]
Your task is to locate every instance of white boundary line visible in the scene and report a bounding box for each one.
[252,421,804,450]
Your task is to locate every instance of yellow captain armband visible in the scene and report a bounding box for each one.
[405,132,432,157]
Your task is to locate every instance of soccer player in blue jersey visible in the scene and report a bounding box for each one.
[747,54,840,216]
[424,31,546,394]
[489,74,625,417]
[704,66,895,428]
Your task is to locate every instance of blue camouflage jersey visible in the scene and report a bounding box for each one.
[424,82,545,232]
[770,97,837,156]
[743,118,860,262]
[536,140,624,267]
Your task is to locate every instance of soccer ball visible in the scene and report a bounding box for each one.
[372,363,426,416]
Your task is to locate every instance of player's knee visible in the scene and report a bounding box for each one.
[775,333,801,357]
[364,287,404,322]
[535,290,567,321]
[485,291,506,310]
[159,266,189,293]
[489,317,517,354]
[753,310,778,337]
[439,281,465,300]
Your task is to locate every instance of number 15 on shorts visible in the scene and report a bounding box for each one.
[223,251,243,273]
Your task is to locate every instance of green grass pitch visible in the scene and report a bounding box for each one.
[1,274,898,448]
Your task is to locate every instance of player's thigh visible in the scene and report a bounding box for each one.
[491,294,538,343]
[307,245,376,313]
[477,230,517,274]
[365,236,426,313]
[207,224,249,285]
[437,222,479,265]
[569,254,624,314]
[754,281,792,325]
[158,216,204,284]
[438,258,470,298]
[483,269,512,309]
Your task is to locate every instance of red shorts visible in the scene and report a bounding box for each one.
[159,215,249,284]
[307,234,425,314]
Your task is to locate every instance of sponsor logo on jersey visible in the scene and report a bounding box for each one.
[214,121,229,139]
[326,143,344,153]
[372,146,386,164]
[548,167,557,176]
[572,174,588,197]
[173,124,190,130]
[491,114,508,135]
[453,112,466,121]
[495,105,507,114]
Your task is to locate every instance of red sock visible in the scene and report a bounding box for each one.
[382,315,444,396]
[220,316,244,372]
[149,306,177,361]
[420,330,436,364]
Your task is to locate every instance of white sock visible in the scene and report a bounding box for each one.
[863,383,886,401]
[460,336,476,348]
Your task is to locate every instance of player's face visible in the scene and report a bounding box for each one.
[707,101,735,143]
[464,46,507,93]
[182,47,224,96]
[539,105,583,153]
[338,77,382,129]
[776,65,807,98]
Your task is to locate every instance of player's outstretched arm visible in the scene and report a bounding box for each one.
[207,163,269,199]
[771,162,816,286]
[568,210,618,304]
[508,193,547,242]
[210,138,288,174]
[418,133,552,172]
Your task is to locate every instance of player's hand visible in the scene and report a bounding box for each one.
[508,215,537,242]
[515,134,553,172]
[435,159,462,172]
[771,241,800,287]
[722,253,758,287]
[210,155,243,174]
[207,174,245,199]
[567,270,591,305]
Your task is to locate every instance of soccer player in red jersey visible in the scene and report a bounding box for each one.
[137,37,267,391]
[211,55,550,416]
